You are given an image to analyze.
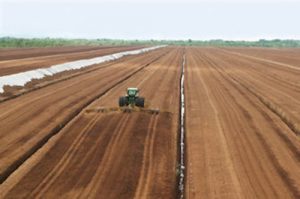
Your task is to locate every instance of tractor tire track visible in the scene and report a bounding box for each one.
[0,48,169,184]
[0,47,182,199]
[133,115,158,199]
[30,113,103,198]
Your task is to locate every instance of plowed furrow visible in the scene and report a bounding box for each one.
[185,48,300,199]
[0,48,182,199]
[0,48,169,184]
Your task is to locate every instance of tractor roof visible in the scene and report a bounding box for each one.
[127,87,138,91]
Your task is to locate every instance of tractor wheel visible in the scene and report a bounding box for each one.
[119,96,127,107]
[135,97,145,108]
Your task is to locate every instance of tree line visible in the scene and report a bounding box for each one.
[1,37,300,48]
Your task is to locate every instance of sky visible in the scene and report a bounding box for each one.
[0,0,300,40]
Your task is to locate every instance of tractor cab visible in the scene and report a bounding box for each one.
[127,88,139,97]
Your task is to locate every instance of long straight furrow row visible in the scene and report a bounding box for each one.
[133,115,159,199]
[185,48,299,199]
[0,48,183,198]
[0,47,169,184]
[200,51,300,156]
[210,48,300,136]
[202,52,300,197]
[0,46,142,75]
[0,46,299,199]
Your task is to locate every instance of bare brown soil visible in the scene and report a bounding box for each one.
[0,46,142,75]
[0,47,182,198]
[185,47,300,199]
[0,49,150,102]
[212,48,300,135]
[0,46,299,199]
[223,47,300,67]
[0,46,128,61]
[0,47,167,183]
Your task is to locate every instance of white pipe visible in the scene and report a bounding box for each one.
[179,53,186,198]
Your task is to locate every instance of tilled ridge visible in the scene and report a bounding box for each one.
[0,47,183,199]
[0,48,169,184]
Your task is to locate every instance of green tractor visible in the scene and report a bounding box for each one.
[119,88,145,108]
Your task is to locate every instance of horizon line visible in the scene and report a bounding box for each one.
[1,36,300,42]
